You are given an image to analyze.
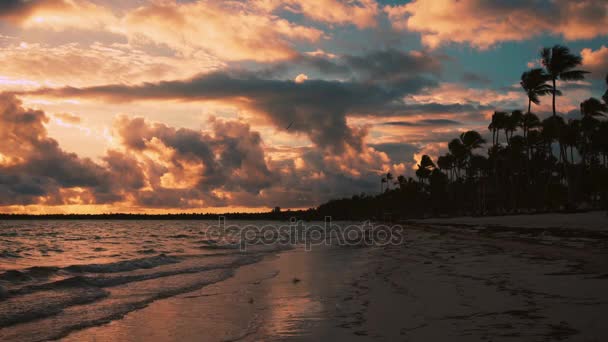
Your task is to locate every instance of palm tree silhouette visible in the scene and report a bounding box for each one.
[520,68,552,114]
[505,110,523,145]
[581,98,607,118]
[386,172,393,190]
[540,45,588,118]
[416,155,435,184]
[489,111,508,146]
[437,154,455,181]
[603,74,608,105]
[460,130,486,153]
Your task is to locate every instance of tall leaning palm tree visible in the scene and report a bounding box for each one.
[520,68,553,114]
[540,45,589,118]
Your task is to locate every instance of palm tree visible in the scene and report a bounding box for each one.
[437,154,455,181]
[604,74,608,106]
[540,45,589,118]
[521,112,540,140]
[520,68,552,114]
[448,138,467,178]
[581,98,607,118]
[489,111,508,146]
[460,130,486,153]
[505,110,523,144]
[386,172,393,190]
[381,176,387,193]
[416,155,435,184]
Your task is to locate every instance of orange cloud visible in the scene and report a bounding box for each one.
[406,83,523,107]
[0,42,223,90]
[14,0,118,31]
[2,1,324,62]
[581,46,608,79]
[385,0,608,49]
[123,1,324,62]
[280,0,378,29]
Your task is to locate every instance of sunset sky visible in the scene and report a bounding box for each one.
[0,0,607,214]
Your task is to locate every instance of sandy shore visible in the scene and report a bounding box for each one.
[413,210,608,231]
[61,217,608,341]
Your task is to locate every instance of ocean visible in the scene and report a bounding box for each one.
[0,220,297,341]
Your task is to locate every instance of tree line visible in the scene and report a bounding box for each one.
[317,45,608,220]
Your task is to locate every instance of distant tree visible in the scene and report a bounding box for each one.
[460,130,486,153]
[580,97,607,118]
[489,111,508,146]
[437,153,456,181]
[505,110,523,144]
[386,172,394,190]
[416,155,435,184]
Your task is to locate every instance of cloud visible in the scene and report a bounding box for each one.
[122,1,324,62]
[53,112,80,124]
[22,69,436,153]
[1,0,117,31]
[0,42,223,89]
[2,1,324,62]
[255,0,379,28]
[381,119,462,127]
[461,72,492,85]
[406,82,523,108]
[271,48,442,81]
[0,94,403,210]
[0,0,67,23]
[0,94,117,205]
[369,142,419,164]
[294,73,308,83]
[0,94,282,208]
[581,46,608,79]
[385,0,608,49]
[113,115,276,196]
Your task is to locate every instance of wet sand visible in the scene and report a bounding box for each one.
[61,220,608,342]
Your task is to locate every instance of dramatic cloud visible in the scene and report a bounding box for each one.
[22,69,437,153]
[0,94,398,210]
[0,94,116,205]
[385,0,608,49]
[0,94,275,207]
[1,1,324,62]
[269,48,442,81]
[122,1,324,62]
[582,46,608,79]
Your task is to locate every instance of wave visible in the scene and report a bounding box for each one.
[64,254,179,273]
[0,254,265,340]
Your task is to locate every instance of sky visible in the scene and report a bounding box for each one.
[0,0,607,214]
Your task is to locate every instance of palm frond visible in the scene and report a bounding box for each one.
[559,70,589,81]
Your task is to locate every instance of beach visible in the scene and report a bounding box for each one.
[60,213,608,341]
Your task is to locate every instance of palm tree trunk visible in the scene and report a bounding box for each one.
[552,78,557,117]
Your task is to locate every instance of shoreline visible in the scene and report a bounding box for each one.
[61,216,608,341]
[62,244,373,341]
